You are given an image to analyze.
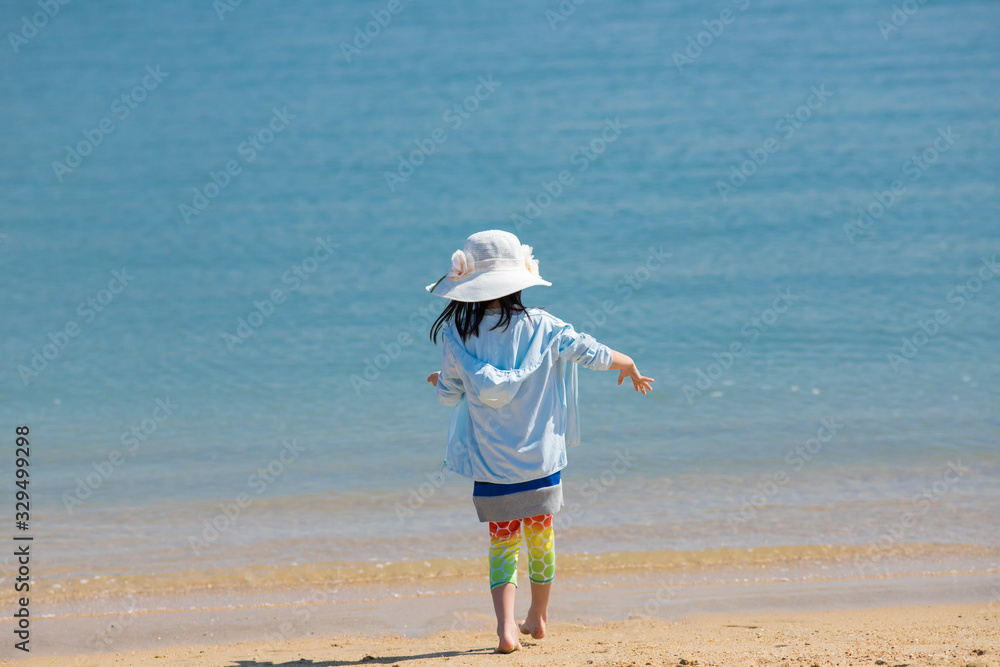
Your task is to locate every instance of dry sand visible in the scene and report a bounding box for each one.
[11,603,999,667]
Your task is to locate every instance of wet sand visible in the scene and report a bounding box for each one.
[3,543,999,665]
[9,603,999,667]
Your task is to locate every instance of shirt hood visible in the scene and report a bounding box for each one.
[442,314,564,409]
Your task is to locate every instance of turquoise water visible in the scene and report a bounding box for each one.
[1,0,998,571]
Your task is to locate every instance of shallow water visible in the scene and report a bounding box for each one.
[1,0,998,580]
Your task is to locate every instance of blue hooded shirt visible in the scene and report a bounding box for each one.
[436,307,613,483]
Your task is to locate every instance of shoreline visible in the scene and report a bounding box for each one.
[9,542,998,607]
[7,602,998,666]
[3,545,998,661]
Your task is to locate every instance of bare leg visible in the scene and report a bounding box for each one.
[491,582,521,653]
[519,581,550,639]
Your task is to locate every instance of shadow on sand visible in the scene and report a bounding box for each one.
[223,647,496,666]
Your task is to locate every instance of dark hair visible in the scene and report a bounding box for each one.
[430,291,531,343]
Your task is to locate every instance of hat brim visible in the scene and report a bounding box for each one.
[426,269,551,302]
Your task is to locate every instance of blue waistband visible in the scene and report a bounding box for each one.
[473,470,561,497]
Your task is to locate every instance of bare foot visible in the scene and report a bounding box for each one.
[520,581,551,640]
[491,583,521,653]
[519,615,546,639]
[495,630,521,654]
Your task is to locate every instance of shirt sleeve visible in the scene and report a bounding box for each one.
[556,323,614,371]
[436,337,466,406]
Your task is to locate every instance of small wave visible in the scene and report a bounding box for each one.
[6,542,995,607]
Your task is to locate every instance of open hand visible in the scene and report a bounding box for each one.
[617,364,654,395]
[427,371,440,387]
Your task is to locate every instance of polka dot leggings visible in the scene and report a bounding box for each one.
[487,514,555,590]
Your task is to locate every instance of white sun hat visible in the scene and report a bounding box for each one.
[425,230,552,302]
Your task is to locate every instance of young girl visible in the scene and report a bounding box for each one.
[424,230,653,654]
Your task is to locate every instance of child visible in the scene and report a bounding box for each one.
[424,230,653,654]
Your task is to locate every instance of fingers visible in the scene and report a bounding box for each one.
[632,375,654,395]
[617,370,655,394]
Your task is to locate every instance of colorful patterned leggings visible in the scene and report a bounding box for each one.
[488,514,555,589]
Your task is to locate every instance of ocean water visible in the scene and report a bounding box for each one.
[1,0,998,585]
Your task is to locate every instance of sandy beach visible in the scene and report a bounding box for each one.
[11,603,999,667]
[5,544,999,666]
[4,2,1000,666]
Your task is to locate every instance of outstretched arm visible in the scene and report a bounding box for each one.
[609,350,654,395]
